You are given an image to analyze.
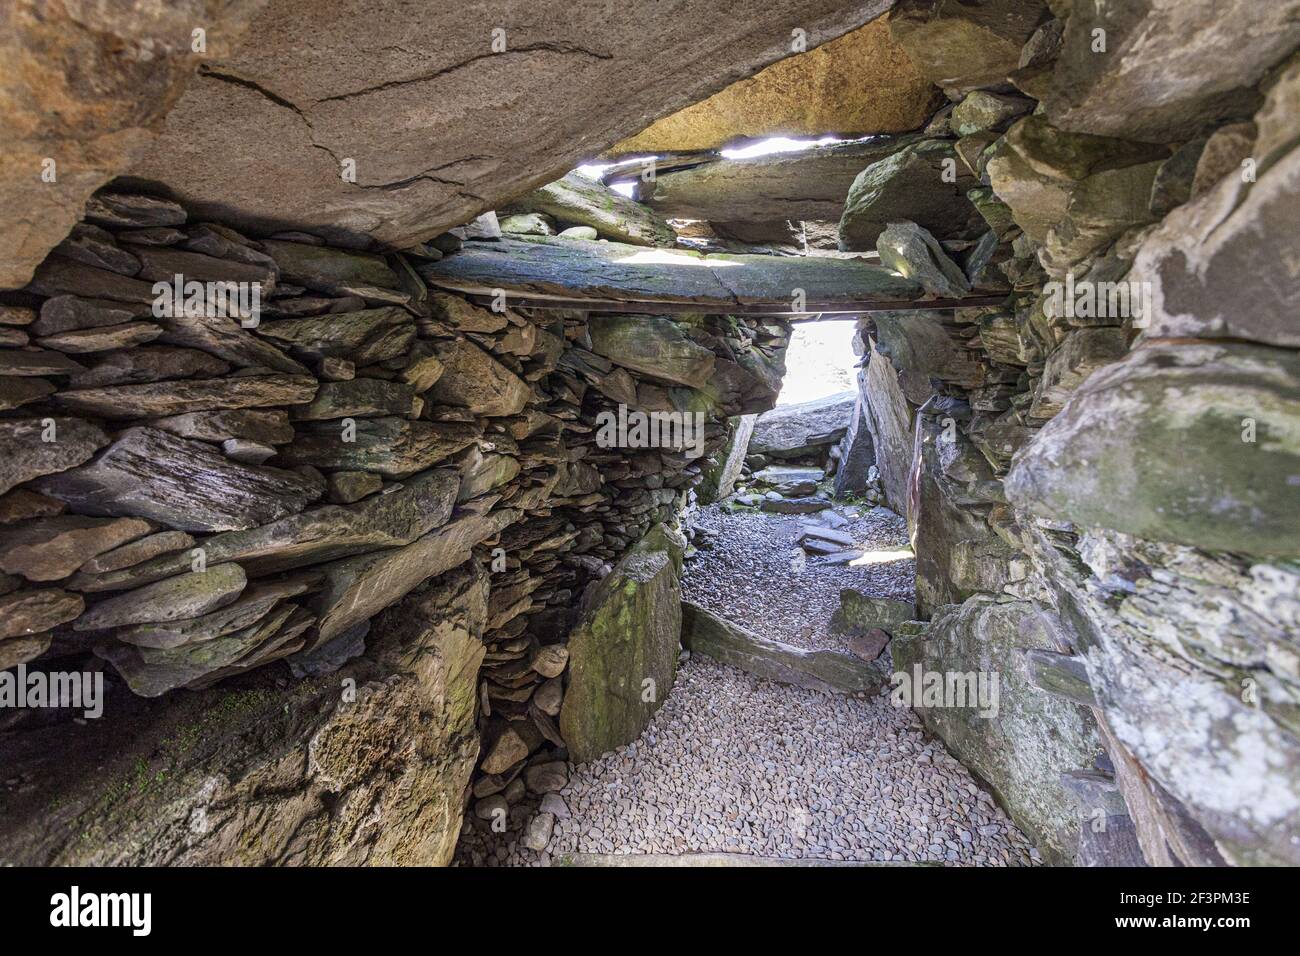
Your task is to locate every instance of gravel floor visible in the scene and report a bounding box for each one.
[456,504,1039,868]
[684,502,915,652]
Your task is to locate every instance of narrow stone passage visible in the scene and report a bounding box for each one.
[458,500,1038,867]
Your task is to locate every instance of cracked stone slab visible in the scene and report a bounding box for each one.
[118,0,898,251]
[417,236,921,309]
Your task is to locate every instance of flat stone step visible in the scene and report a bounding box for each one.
[555,851,930,867]
[682,600,884,695]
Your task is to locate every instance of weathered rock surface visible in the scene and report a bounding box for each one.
[683,601,884,695]
[886,0,1050,95]
[278,418,481,478]
[77,563,248,632]
[876,220,972,297]
[638,137,914,223]
[892,597,1101,864]
[0,588,84,639]
[54,374,317,419]
[1043,0,1300,142]
[118,1,902,254]
[609,18,935,154]
[0,515,152,582]
[0,418,110,496]
[1006,342,1300,557]
[257,308,414,366]
[502,172,675,247]
[0,564,487,864]
[588,315,717,389]
[34,427,324,532]
[422,339,531,417]
[0,2,258,288]
[838,140,982,250]
[750,391,855,459]
[560,544,682,763]
[697,414,756,505]
[831,590,915,635]
[421,236,925,309]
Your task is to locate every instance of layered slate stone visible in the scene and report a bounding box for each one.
[1006,341,1300,557]
[33,427,324,533]
[560,541,682,763]
[0,515,152,582]
[0,418,110,496]
[587,315,717,389]
[418,237,922,309]
[54,374,317,419]
[277,418,481,478]
[76,563,248,631]
[422,339,532,417]
[838,140,983,250]
[256,308,415,366]
[72,469,462,590]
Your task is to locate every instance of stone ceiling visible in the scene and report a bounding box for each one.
[605,18,939,156]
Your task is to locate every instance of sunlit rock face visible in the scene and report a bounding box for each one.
[607,18,939,156]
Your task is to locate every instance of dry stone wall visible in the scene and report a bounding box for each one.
[0,197,790,863]
[848,0,1300,865]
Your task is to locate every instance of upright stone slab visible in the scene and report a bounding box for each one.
[891,597,1102,864]
[697,414,756,504]
[560,542,682,763]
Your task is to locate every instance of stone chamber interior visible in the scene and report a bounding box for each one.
[0,1,1297,868]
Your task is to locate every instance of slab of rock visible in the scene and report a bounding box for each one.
[696,414,756,505]
[0,349,87,378]
[422,338,531,417]
[130,245,276,293]
[427,292,508,333]
[279,417,480,478]
[876,221,972,298]
[259,240,400,294]
[67,347,231,388]
[1029,328,1128,419]
[113,577,312,649]
[154,310,309,375]
[310,506,519,645]
[760,495,831,514]
[418,236,921,308]
[683,600,883,695]
[848,628,891,662]
[1006,341,1300,557]
[892,596,1100,864]
[0,376,56,411]
[500,213,555,237]
[750,391,854,458]
[0,632,54,670]
[838,140,982,250]
[79,530,196,575]
[55,374,317,420]
[588,314,716,390]
[0,418,110,496]
[118,1,902,260]
[257,307,414,366]
[1131,115,1300,348]
[35,321,163,353]
[1043,0,1300,142]
[35,427,323,533]
[27,255,160,304]
[950,91,1035,136]
[831,589,915,635]
[560,546,681,763]
[886,0,1049,95]
[0,588,85,639]
[504,171,676,246]
[0,516,152,582]
[149,409,295,445]
[0,489,65,525]
[639,137,912,223]
[75,563,246,631]
[326,470,383,505]
[288,378,415,421]
[752,465,823,497]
